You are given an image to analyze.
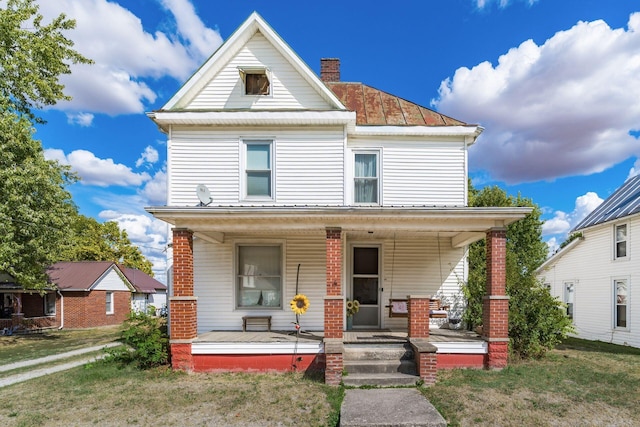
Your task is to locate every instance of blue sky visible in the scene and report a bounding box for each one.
[31,0,640,282]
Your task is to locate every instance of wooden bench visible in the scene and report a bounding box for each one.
[386,298,450,318]
[242,315,272,332]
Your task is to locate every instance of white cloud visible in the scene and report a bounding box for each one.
[136,146,160,167]
[66,112,95,127]
[140,170,167,205]
[542,191,604,237]
[99,210,168,282]
[627,158,640,180]
[44,148,150,187]
[434,13,640,184]
[37,0,222,116]
[474,0,538,9]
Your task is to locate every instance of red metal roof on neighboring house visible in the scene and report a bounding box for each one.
[117,265,167,294]
[325,82,467,126]
[46,261,116,291]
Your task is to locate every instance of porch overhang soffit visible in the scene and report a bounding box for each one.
[146,206,532,247]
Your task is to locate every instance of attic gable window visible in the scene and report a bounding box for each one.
[239,67,270,96]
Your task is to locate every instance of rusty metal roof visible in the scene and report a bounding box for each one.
[325,82,467,126]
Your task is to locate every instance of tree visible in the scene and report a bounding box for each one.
[0,0,92,122]
[58,214,154,276]
[0,0,91,289]
[463,184,573,358]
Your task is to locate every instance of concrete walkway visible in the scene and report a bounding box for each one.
[0,342,120,388]
[340,388,447,427]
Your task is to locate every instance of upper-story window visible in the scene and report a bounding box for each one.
[243,140,273,199]
[354,151,380,204]
[239,67,270,96]
[615,224,627,259]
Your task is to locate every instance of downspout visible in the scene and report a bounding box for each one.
[57,290,64,330]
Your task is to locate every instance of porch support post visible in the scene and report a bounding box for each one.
[483,227,509,370]
[407,295,430,338]
[169,228,197,371]
[324,227,343,385]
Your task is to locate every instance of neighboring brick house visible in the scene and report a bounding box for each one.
[146,12,530,384]
[0,262,166,330]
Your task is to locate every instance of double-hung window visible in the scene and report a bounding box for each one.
[614,279,628,329]
[243,140,273,199]
[106,291,114,314]
[615,224,627,259]
[237,245,282,309]
[44,293,56,315]
[354,151,379,204]
[564,282,574,319]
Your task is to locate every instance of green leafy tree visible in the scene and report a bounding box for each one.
[463,184,573,358]
[59,214,154,276]
[0,0,92,122]
[0,0,91,289]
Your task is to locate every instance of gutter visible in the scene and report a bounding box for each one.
[57,290,64,330]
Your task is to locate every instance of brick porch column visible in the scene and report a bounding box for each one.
[483,227,509,369]
[324,227,344,385]
[169,228,197,371]
[407,295,430,338]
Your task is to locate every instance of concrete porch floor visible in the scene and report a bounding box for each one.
[194,328,483,344]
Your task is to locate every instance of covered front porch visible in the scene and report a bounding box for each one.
[147,205,530,385]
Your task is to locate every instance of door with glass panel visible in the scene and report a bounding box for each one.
[351,246,380,328]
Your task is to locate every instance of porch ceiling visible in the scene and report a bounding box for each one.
[147,206,531,247]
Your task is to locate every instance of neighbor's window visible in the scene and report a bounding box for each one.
[244,140,273,199]
[106,291,114,314]
[614,279,628,328]
[564,282,574,319]
[354,151,379,204]
[615,224,627,259]
[237,245,282,309]
[44,293,56,315]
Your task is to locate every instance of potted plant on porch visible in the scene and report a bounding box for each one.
[346,299,360,330]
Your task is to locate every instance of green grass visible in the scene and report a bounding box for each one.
[0,325,122,365]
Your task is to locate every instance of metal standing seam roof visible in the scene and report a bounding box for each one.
[46,261,117,291]
[117,265,167,293]
[325,82,467,126]
[573,175,640,231]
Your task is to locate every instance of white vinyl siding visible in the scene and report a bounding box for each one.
[348,137,466,206]
[538,217,640,348]
[93,268,130,291]
[169,127,344,206]
[188,32,331,110]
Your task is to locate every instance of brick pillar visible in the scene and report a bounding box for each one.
[170,228,197,371]
[324,227,343,385]
[408,295,430,338]
[483,227,509,369]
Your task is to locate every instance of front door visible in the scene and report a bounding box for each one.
[351,246,380,328]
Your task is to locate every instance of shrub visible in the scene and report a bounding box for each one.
[107,311,168,369]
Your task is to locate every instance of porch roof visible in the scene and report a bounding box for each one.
[146,205,531,247]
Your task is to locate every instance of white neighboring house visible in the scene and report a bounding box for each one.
[537,175,640,348]
[145,12,529,381]
[120,266,167,315]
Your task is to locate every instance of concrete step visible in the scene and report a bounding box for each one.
[342,372,421,387]
[343,343,414,361]
[344,359,417,375]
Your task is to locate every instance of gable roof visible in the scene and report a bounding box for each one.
[325,82,466,126]
[573,175,640,231]
[46,261,141,292]
[162,11,345,112]
[117,265,167,294]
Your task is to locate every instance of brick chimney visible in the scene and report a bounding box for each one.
[320,58,340,82]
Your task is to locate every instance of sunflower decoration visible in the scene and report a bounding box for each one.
[290,294,310,315]
[346,299,360,317]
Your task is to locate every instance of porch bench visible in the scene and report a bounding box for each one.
[242,315,272,332]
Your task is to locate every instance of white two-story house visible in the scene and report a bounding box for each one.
[146,12,529,385]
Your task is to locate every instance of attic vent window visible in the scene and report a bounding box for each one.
[239,67,270,96]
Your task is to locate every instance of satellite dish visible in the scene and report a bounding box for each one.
[196,184,212,206]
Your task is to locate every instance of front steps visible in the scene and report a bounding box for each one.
[342,342,421,387]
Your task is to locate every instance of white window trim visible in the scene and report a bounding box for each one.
[240,139,276,201]
[238,66,272,97]
[233,240,286,311]
[613,277,630,330]
[614,223,629,260]
[564,281,575,320]
[106,291,114,315]
[353,149,382,206]
[44,293,56,316]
